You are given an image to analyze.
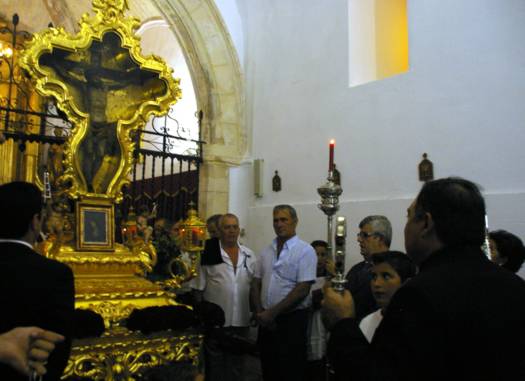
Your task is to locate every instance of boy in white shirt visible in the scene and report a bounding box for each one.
[359,251,416,342]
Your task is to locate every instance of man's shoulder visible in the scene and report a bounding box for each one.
[289,236,315,253]
[259,242,276,256]
[348,261,369,273]
[239,243,255,256]
[26,247,73,279]
[28,255,75,290]
[398,252,525,307]
[39,254,74,276]
[293,236,310,247]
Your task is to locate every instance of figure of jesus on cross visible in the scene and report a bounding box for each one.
[39,31,168,194]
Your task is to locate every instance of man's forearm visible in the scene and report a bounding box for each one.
[267,282,311,317]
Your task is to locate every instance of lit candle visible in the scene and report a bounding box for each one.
[329,139,335,172]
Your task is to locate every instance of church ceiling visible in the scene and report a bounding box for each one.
[0,0,162,34]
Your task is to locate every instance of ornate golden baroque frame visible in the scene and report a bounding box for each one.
[19,0,181,203]
[76,198,115,251]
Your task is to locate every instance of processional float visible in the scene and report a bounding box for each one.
[20,0,202,379]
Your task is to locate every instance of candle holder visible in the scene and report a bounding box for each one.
[178,204,207,253]
[317,170,343,262]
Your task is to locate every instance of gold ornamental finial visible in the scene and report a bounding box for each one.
[92,0,130,16]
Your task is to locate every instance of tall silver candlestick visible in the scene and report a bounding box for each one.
[317,171,343,262]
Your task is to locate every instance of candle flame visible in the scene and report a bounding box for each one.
[330,139,335,145]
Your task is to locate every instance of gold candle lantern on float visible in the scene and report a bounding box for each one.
[121,208,138,246]
[167,204,206,283]
[179,205,207,253]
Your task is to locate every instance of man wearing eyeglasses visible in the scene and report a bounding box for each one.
[323,178,525,380]
[345,215,392,321]
[192,213,256,381]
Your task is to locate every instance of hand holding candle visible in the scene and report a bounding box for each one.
[329,139,335,172]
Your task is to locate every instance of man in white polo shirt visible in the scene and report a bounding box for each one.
[193,213,256,381]
[250,204,317,381]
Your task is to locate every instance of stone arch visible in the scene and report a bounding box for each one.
[152,0,246,217]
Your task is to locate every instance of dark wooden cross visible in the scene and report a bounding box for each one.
[38,31,168,193]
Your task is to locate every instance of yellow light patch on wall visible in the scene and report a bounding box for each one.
[349,0,409,87]
[375,0,409,80]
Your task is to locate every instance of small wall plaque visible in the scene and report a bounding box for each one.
[272,170,282,192]
[418,153,434,182]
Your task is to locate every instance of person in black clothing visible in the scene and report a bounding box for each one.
[488,229,525,273]
[345,215,391,321]
[206,214,222,239]
[0,182,75,381]
[323,177,525,380]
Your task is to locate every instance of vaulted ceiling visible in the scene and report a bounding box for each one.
[0,0,162,34]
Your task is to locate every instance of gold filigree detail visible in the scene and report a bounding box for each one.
[131,239,158,274]
[84,301,136,328]
[63,331,202,380]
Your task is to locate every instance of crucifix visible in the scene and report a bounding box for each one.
[38,31,168,194]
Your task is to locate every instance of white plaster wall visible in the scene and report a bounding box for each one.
[348,0,377,86]
[229,161,253,241]
[226,0,525,269]
[212,0,245,67]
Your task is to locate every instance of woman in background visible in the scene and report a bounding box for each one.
[489,230,525,274]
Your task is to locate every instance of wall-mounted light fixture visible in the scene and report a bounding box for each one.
[254,159,264,198]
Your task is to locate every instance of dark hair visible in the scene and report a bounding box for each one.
[371,251,417,282]
[206,214,222,226]
[415,177,485,247]
[311,240,328,249]
[273,204,298,221]
[489,230,525,273]
[0,181,42,239]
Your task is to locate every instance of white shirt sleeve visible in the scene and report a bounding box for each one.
[244,247,257,277]
[191,261,206,291]
[297,245,317,283]
[254,249,263,279]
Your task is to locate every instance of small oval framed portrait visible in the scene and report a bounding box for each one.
[77,201,114,251]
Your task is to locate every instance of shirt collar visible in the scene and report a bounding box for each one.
[220,241,250,256]
[220,241,239,250]
[0,239,35,251]
[272,235,299,251]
